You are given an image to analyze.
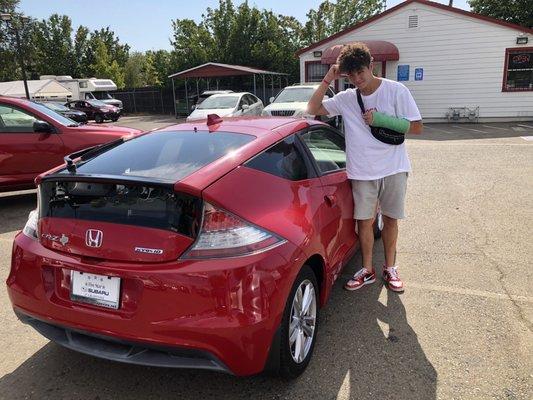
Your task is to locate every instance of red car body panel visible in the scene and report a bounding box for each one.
[0,96,140,192]
[6,116,359,376]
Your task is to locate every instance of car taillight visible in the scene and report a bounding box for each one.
[22,188,40,239]
[181,202,286,259]
[22,209,39,239]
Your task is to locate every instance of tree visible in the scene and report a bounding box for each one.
[124,52,145,88]
[302,0,385,45]
[90,38,125,88]
[468,0,532,28]
[31,14,75,75]
[73,26,89,77]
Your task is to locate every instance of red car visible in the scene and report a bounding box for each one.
[7,115,375,378]
[0,96,140,192]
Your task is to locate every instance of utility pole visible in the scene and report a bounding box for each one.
[1,13,30,99]
[449,0,454,6]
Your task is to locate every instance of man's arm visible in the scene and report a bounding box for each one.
[307,64,341,116]
[363,111,423,135]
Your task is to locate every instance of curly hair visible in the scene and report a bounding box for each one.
[337,43,372,74]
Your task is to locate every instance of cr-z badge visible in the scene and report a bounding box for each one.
[41,233,69,245]
[134,247,164,255]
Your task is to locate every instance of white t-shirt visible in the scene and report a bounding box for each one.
[323,78,421,180]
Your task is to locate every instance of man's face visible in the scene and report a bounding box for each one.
[344,63,374,90]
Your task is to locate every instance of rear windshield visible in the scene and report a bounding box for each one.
[197,96,239,109]
[61,130,255,182]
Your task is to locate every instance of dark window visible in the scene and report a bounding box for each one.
[503,48,533,91]
[245,135,309,181]
[59,130,255,182]
[306,61,329,82]
[300,128,346,174]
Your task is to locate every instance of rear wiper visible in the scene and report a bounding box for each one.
[64,137,126,173]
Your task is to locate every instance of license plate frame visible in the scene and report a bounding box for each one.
[70,270,121,310]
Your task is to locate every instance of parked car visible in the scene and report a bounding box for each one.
[86,91,123,110]
[39,101,88,123]
[0,96,140,192]
[193,90,234,108]
[7,115,379,378]
[65,99,121,123]
[186,92,263,121]
[262,83,341,129]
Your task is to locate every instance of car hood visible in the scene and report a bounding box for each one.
[187,108,235,121]
[70,124,141,136]
[263,101,308,112]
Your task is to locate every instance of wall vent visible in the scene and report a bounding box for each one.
[408,15,419,28]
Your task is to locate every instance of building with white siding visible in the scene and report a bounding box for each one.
[297,0,533,122]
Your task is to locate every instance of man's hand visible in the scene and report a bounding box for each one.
[324,64,342,83]
[363,110,374,125]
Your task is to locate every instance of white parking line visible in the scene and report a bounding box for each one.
[482,125,509,131]
[452,125,488,133]
[517,124,533,129]
[520,136,533,141]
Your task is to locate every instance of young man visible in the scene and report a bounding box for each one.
[307,43,423,292]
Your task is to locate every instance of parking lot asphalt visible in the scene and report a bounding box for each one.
[0,119,531,400]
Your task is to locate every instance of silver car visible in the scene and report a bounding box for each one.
[186,92,264,122]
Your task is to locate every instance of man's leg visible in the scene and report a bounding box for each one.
[357,218,375,269]
[381,215,398,268]
[345,179,378,291]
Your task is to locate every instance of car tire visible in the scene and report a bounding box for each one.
[94,114,104,123]
[111,117,119,122]
[278,265,319,379]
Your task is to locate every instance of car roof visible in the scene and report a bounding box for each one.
[201,90,233,95]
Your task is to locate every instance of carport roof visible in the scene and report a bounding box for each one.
[168,62,289,79]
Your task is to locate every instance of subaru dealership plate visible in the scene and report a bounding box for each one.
[70,271,121,309]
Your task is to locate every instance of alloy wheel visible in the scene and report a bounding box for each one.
[288,279,317,364]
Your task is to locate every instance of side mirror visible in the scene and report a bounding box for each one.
[242,104,250,110]
[269,96,275,104]
[191,104,196,110]
[33,120,53,133]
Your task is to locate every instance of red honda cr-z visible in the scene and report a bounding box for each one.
[7,115,372,378]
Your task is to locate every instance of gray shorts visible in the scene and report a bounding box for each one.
[351,172,408,220]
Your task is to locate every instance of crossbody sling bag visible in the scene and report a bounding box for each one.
[356,89,405,145]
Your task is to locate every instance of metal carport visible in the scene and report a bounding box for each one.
[168,62,289,118]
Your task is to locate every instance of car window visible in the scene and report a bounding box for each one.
[62,131,255,182]
[245,95,256,105]
[300,128,346,174]
[0,104,37,133]
[197,96,239,110]
[274,87,316,103]
[245,135,309,181]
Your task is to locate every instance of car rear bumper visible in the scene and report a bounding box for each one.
[15,310,232,373]
[6,233,304,376]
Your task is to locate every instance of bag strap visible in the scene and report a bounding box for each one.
[356,89,366,113]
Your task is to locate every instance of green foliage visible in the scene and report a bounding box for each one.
[90,39,125,88]
[31,14,76,76]
[302,0,384,44]
[468,0,532,28]
[1,0,389,88]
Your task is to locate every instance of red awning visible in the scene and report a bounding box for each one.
[321,41,400,64]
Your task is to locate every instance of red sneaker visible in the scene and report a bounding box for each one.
[345,267,376,291]
[382,266,404,292]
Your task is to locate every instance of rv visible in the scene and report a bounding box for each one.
[39,76,123,109]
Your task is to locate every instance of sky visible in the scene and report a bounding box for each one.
[19,0,470,52]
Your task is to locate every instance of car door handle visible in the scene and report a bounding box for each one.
[324,195,336,207]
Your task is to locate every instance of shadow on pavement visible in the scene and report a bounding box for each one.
[0,192,36,235]
[0,246,436,399]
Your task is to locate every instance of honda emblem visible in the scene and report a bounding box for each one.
[85,229,103,248]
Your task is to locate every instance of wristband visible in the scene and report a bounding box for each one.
[322,79,331,86]
[371,112,410,134]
